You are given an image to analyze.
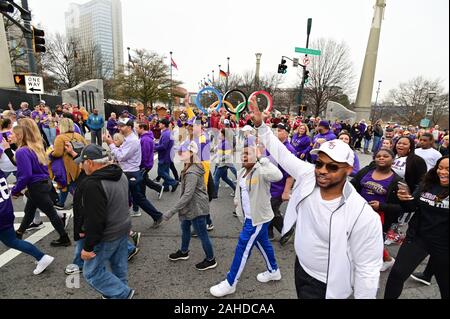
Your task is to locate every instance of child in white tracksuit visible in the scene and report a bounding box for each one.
[210,143,283,297]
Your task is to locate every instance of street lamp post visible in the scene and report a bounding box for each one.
[372,80,382,122]
[427,91,437,124]
[255,53,262,88]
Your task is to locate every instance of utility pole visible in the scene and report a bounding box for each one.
[226,57,230,92]
[297,18,312,116]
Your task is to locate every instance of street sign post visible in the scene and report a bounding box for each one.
[295,47,321,56]
[25,75,44,94]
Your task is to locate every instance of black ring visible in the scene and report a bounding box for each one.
[223,89,248,115]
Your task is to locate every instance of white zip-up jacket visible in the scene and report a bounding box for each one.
[258,123,383,299]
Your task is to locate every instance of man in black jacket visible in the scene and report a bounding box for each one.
[75,144,135,299]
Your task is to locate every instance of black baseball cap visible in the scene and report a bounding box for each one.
[75,144,109,164]
[277,123,290,133]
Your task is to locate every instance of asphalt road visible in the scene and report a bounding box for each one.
[0,152,441,299]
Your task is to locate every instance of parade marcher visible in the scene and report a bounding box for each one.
[213,129,236,198]
[0,169,54,275]
[15,102,32,119]
[86,109,104,146]
[155,119,179,192]
[385,157,449,299]
[291,123,312,162]
[266,123,296,245]
[42,107,57,146]
[438,135,449,156]
[415,133,443,172]
[10,123,71,247]
[107,113,119,137]
[164,141,217,271]
[135,122,164,199]
[251,101,383,299]
[310,120,337,163]
[210,142,283,298]
[363,124,373,154]
[351,149,404,272]
[75,144,135,299]
[372,120,384,153]
[51,118,88,210]
[381,138,394,151]
[392,137,427,193]
[104,118,164,227]
[338,132,360,177]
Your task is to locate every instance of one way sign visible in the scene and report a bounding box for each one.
[25,76,44,94]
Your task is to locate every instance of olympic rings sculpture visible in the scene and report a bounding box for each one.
[195,87,223,114]
[249,91,273,114]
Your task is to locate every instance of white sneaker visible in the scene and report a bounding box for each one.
[381,258,395,272]
[33,255,55,275]
[257,269,282,283]
[158,187,164,200]
[130,210,142,217]
[210,280,236,298]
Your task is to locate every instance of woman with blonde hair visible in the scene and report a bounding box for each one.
[291,123,312,162]
[10,124,71,247]
[51,118,87,209]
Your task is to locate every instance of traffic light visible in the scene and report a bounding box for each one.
[303,70,310,84]
[0,0,14,14]
[32,27,46,53]
[278,59,288,74]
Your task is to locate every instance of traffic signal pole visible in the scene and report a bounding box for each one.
[297,18,312,116]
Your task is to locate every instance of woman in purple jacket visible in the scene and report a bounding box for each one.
[0,169,55,275]
[290,123,312,162]
[10,124,71,247]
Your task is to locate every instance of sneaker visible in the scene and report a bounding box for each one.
[207,224,215,231]
[280,228,295,246]
[130,210,142,218]
[65,264,82,275]
[131,232,141,248]
[158,187,164,200]
[152,216,163,229]
[410,272,432,286]
[210,279,236,298]
[191,231,198,238]
[26,222,45,232]
[169,250,189,261]
[196,258,218,271]
[230,192,235,197]
[381,258,396,272]
[33,255,55,275]
[171,183,179,193]
[15,231,23,240]
[127,289,136,299]
[50,235,71,247]
[232,211,238,218]
[128,248,140,261]
[257,269,282,283]
[54,203,65,211]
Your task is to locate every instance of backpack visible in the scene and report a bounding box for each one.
[70,134,85,155]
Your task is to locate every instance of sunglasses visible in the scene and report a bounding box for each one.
[315,161,348,172]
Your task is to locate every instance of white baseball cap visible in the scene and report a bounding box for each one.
[224,119,231,126]
[241,125,254,133]
[310,140,354,167]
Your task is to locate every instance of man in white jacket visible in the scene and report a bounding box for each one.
[251,101,383,299]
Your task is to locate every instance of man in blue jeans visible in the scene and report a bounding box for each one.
[155,119,179,192]
[75,144,134,299]
[105,118,164,227]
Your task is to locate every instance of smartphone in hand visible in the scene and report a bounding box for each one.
[398,181,413,199]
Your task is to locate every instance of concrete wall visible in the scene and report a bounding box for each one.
[62,79,105,118]
[326,101,356,122]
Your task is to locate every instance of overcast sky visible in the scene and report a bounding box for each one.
[29,0,449,102]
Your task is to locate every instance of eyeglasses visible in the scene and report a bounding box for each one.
[315,161,348,172]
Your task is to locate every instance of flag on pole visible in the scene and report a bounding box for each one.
[171,58,179,71]
[219,69,229,78]
[128,52,133,63]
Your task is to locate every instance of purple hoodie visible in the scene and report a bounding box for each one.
[291,134,312,159]
[140,131,155,170]
[11,148,49,196]
[107,118,119,136]
[268,140,297,198]
[155,129,174,164]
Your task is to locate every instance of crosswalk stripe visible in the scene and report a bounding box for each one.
[14,210,73,219]
[0,223,55,268]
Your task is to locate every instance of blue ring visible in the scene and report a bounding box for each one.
[195,87,223,114]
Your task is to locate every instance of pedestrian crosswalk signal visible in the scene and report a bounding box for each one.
[32,27,46,53]
[278,59,288,74]
[0,0,14,14]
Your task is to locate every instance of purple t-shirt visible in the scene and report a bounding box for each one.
[359,170,395,206]
[268,140,297,198]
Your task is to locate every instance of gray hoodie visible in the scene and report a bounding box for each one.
[165,164,210,221]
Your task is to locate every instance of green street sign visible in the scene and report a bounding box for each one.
[295,47,321,56]
[420,119,431,128]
